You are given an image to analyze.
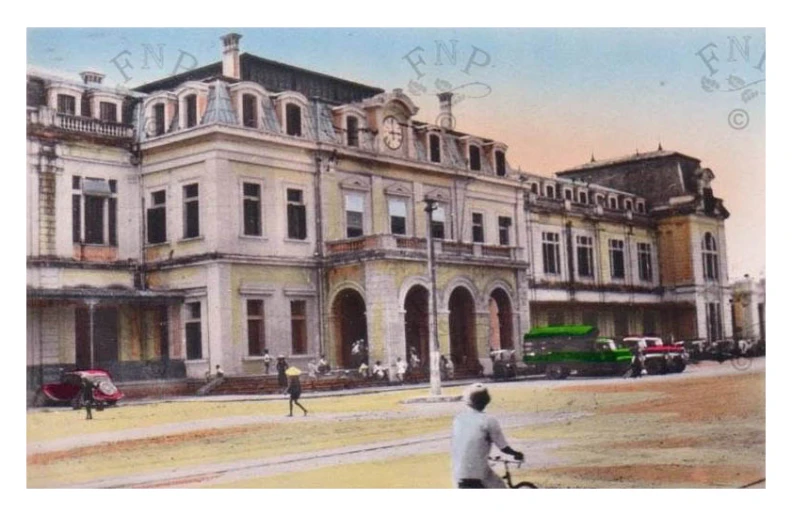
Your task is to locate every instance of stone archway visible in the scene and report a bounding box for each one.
[448,286,476,373]
[403,285,429,365]
[331,289,367,368]
[488,288,514,350]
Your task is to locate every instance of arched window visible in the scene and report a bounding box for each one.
[578,191,588,204]
[469,145,482,171]
[702,232,719,281]
[609,197,617,210]
[153,103,165,136]
[429,134,441,163]
[624,199,633,211]
[545,185,555,198]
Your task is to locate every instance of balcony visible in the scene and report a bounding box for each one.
[27,107,134,140]
[325,234,519,262]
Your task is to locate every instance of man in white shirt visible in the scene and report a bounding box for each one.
[395,357,407,383]
[451,383,524,488]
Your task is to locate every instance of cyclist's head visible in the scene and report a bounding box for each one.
[464,383,491,411]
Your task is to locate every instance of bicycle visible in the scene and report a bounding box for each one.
[489,455,538,489]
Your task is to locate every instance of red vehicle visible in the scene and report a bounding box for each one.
[621,337,688,374]
[34,369,124,408]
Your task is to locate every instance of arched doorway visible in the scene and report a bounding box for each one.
[449,287,476,373]
[489,288,514,350]
[331,289,367,368]
[403,285,429,365]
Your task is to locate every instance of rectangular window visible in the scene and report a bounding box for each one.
[429,134,441,163]
[469,145,481,171]
[290,300,307,355]
[185,95,197,128]
[57,94,75,115]
[388,198,407,235]
[247,300,266,356]
[286,104,302,137]
[609,239,625,279]
[345,193,364,238]
[185,302,202,360]
[286,189,307,240]
[72,194,81,243]
[579,192,588,204]
[431,206,446,240]
[637,242,653,281]
[153,103,165,136]
[498,216,511,246]
[84,196,105,244]
[542,232,560,274]
[243,182,262,236]
[545,185,555,198]
[346,116,359,147]
[576,235,594,278]
[564,189,573,201]
[707,303,723,341]
[99,102,117,123]
[495,151,506,176]
[147,190,167,244]
[183,183,200,239]
[472,212,484,243]
[242,94,257,128]
[108,198,117,246]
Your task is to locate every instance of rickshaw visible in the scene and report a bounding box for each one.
[34,369,124,408]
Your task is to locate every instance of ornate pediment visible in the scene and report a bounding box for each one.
[424,187,451,203]
[340,176,370,192]
[384,181,412,197]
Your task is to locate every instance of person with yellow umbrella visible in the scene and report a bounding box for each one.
[284,366,308,417]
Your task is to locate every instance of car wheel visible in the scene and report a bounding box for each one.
[671,357,686,373]
[645,359,665,375]
[546,365,564,380]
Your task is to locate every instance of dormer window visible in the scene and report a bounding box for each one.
[242,94,258,128]
[636,201,645,213]
[429,134,441,163]
[564,189,573,201]
[546,185,555,198]
[596,194,605,206]
[609,197,617,210]
[99,102,117,123]
[346,116,359,147]
[153,103,165,136]
[185,94,198,128]
[624,199,633,211]
[531,183,539,195]
[469,145,482,171]
[578,191,588,204]
[57,94,76,115]
[286,103,302,137]
[495,150,506,176]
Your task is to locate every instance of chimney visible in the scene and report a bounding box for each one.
[79,70,105,85]
[221,33,242,79]
[437,91,453,129]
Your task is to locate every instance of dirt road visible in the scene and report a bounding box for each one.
[27,358,765,488]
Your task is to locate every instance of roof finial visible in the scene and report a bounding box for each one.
[658,141,663,151]
[590,152,596,163]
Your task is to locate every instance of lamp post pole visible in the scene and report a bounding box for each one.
[87,299,98,369]
[424,199,442,396]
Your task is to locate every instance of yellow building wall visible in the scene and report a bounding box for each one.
[658,217,694,285]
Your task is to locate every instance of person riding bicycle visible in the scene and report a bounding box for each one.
[451,383,524,488]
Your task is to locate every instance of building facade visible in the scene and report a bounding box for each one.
[26,33,734,391]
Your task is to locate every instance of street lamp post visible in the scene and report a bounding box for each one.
[424,199,442,396]
[86,299,98,369]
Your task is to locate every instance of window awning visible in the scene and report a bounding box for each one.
[27,287,184,304]
[82,178,112,196]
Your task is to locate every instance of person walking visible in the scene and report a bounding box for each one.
[451,383,524,488]
[276,355,288,389]
[263,349,272,375]
[395,357,407,383]
[284,367,308,417]
[80,376,97,420]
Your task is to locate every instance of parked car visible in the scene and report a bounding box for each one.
[490,349,518,380]
[621,337,688,374]
[33,369,124,408]
[523,325,633,379]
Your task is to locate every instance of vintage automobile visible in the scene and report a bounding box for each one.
[490,349,518,380]
[621,337,688,374]
[523,325,633,379]
[34,369,124,408]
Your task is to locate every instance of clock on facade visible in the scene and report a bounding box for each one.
[382,116,404,150]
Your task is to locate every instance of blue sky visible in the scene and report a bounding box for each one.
[27,27,766,279]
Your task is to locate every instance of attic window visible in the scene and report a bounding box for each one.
[153,103,165,136]
[185,95,198,128]
[609,197,617,210]
[286,103,302,137]
[99,102,117,123]
[57,94,76,115]
[346,116,359,147]
[495,150,506,176]
[242,94,258,128]
[531,183,538,195]
[636,201,645,213]
[546,185,555,198]
[469,145,481,171]
[429,134,441,163]
[578,192,588,204]
[624,199,633,211]
[564,189,573,201]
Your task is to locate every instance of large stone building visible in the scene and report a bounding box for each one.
[26,33,734,391]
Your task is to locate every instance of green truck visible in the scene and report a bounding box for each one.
[523,325,633,379]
